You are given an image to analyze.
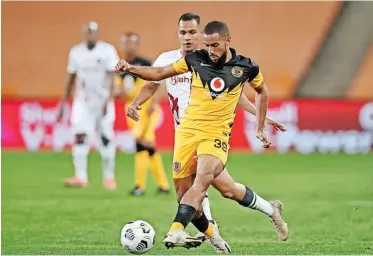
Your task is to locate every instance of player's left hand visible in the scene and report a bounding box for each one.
[266,118,286,132]
[115,60,131,73]
[127,104,141,122]
[256,131,271,148]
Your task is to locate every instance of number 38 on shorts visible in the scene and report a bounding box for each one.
[172,131,230,179]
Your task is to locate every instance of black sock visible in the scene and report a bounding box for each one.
[147,147,156,156]
[173,204,196,228]
[235,186,257,209]
[136,142,147,152]
[191,213,210,233]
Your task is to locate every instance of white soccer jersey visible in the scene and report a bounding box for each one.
[67,41,119,108]
[153,49,192,127]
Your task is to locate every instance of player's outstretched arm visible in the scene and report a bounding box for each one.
[116,60,180,81]
[126,81,160,122]
[238,93,286,132]
[132,81,159,108]
[253,82,270,146]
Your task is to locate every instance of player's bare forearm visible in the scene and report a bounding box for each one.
[62,73,76,101]
[238,93,256,116]
[132,81,159,107]
[239,93,275,123]
[127,64,178,81]
[254,82,269,132]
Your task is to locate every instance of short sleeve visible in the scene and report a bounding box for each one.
[246,60,264,88]
[106,45,120,72]
[172,57,189,74]
[67,48,77,74]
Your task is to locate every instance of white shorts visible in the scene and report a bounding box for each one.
[70,100,115,139]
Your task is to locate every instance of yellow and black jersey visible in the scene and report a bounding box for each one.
[172,48,263,138]
[117,56,152,106]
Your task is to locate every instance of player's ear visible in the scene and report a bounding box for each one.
[226,36,232,45]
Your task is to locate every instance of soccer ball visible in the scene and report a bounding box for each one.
[120,220,156,254]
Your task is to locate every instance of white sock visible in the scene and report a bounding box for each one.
[202,193,213,221]
[72,143,89,182]
[99,140,116,180]
[250,193,274,217]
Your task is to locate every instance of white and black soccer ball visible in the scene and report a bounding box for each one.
[120,220,156,255]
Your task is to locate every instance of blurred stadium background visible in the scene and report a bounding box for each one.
[2,1,373,255]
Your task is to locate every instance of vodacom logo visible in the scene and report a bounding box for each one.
[210,77,225,92]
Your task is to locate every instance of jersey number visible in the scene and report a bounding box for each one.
[214,139,227,153]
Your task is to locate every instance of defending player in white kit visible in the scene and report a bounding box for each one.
[57,22,119,190]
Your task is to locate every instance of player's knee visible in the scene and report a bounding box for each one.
[136,142,147,152]
[75,134,86,144]
[101,136,110,146]
[147,147,156,156]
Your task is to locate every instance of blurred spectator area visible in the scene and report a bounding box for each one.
[347,45,373,99]
[1,1,372,100]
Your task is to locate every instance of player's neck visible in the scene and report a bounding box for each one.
[180,48,198,57]
[225,48,233,63]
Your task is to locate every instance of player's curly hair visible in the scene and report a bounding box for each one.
[203,21,230,36]
[178,13,200,25]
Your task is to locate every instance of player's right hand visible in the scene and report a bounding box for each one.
[127,104,141,122]
[115,60,131,73]
[256,131,271,148]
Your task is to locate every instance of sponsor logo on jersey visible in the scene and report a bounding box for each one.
[210,77,225,92]
[170,76,190,85]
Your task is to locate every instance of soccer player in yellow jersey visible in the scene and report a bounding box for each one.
[116,21,289,252]
[117,32,169,195]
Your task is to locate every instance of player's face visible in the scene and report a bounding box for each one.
[84,29,98,44]
[122,37,140,56]
[203,33,231,63]
[178,20,200,52]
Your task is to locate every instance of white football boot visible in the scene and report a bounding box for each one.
[269,200,289,241]
[163,229,203,249]
[207,221,231,254]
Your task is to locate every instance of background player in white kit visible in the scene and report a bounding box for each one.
[57,22,119,190]
[126,13,287,245]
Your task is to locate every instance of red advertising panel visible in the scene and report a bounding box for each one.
[2,99,372,154]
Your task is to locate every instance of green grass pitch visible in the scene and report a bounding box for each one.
[2,151,373,255]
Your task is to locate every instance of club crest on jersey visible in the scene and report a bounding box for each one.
[173,162,181,172]
[210,77,225,93]
[231,66,243,78]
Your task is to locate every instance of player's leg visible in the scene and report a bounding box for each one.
[174,172,215,242]
[98,100,116,190]
[162,131,204,249]
[65,100,92,187]
[201,193,213,221]
[165,137,230,253]
[174,176,208,229]
[127,107,150,196]
[144,107,169,193]
[131,139,149,195]
[212,169,289,241]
